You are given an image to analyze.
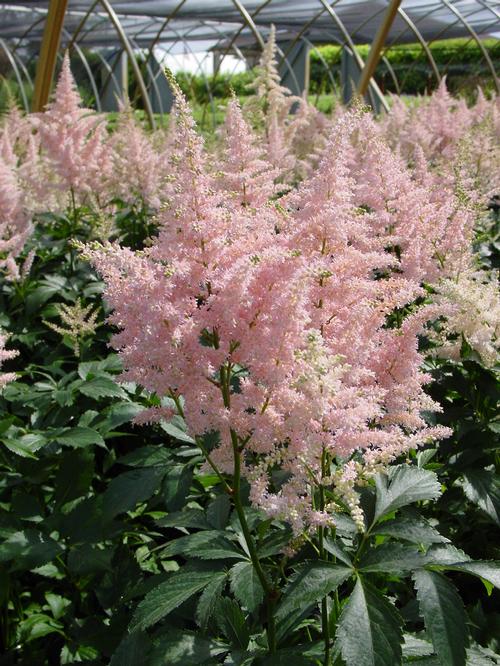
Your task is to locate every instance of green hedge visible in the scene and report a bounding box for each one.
[310,38,500,96]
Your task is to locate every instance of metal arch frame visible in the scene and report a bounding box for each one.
[140,0,189,73]
[274,42,303,96]
[11,12,47,54]
[153,24,220,129]
[316,0,389,112]
[301,35,340,99]
[66,0,100,52]
[211,0,273,82]
[66,11,120,104]
[97,0,155,128]
[277,1,338,69]
[231,0,265,49]
[94,48,125,108]
[0,38,30,111]
[127,34,166,116]
[357,0,402,97]
[396,7,441,85]
[409,6,497,92]
[388,1,498,93]
[32,0,68,112]
[380,54,400,94]
[440,0,499,92]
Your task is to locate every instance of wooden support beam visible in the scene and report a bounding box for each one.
[357,0,401,98]
[32,0,68,111]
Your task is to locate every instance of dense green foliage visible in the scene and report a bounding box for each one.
[310,38,500,96]
[0,199,498,665]
[1,37,498,115]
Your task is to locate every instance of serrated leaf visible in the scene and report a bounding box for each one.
[45,592,71,620]
[102,466,165,519]
[0,530,63,570]
[161,530,247,561]
[275,562,352,624]
[110,631,152,666]
[196,571,227,631]
[359,542,426,575]
[461,470,500,527]
[257,528,294,558]
[423,544,471,566]
[163,464,193,511]
[402,635,435,658]
[216,597,250,649]
[161,416,195,443]
[336,578,403,666]
[130,568,219,631]
[207,494,231,530]
[374,466,442,523]
[2,433,46,458]
[229,561,264,613]
[17,613,64,643]
[55,426,105,448]
[436,561,500,590]
[156,509,210,530]
[372,511,449,545]
[413,570,467,666]
[323,537,353,566]
[78,376,127,400]
[149,630,228,665]
[102,401,144,431]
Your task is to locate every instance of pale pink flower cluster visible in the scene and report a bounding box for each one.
[107,101,165,210]
[0,331,18,389]
[0,156,32,279]
[33,54,110,206]
[244,25,328,181]
[381,80,500,202]
[86,83,454,533]
[432,269,499,367]
[1,49,496,531]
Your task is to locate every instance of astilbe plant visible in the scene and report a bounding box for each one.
[82,80,464,655]
[33,53,110,211]
[0,55,499,666]
[108,100,164,210]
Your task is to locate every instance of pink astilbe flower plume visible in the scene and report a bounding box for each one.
[108,99,164,209]
[216,95,278,209]
[0,157,32,280]
[0,331,18,389]
[85,82,451,535]
[34,53,110,203]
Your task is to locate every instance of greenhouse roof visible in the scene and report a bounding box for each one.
[1,0,499,52]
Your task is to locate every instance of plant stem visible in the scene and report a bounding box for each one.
[318,447,331,666]
[230,428,277,654]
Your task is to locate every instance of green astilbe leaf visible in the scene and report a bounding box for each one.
[374,465,442,523]
[130,568,220,631]
[413,569,467,666]
[335,577,403,666]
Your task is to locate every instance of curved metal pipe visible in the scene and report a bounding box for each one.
[211,0,273,82]
[396,7,441,85]
[0,38,30,111]
[381,54,400,95]
[316,0,389,112]
[440,0,499,92]
[231,0,265,49]
[128,35,165,116]
[97,0,155,128]
[94,48,124,108]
